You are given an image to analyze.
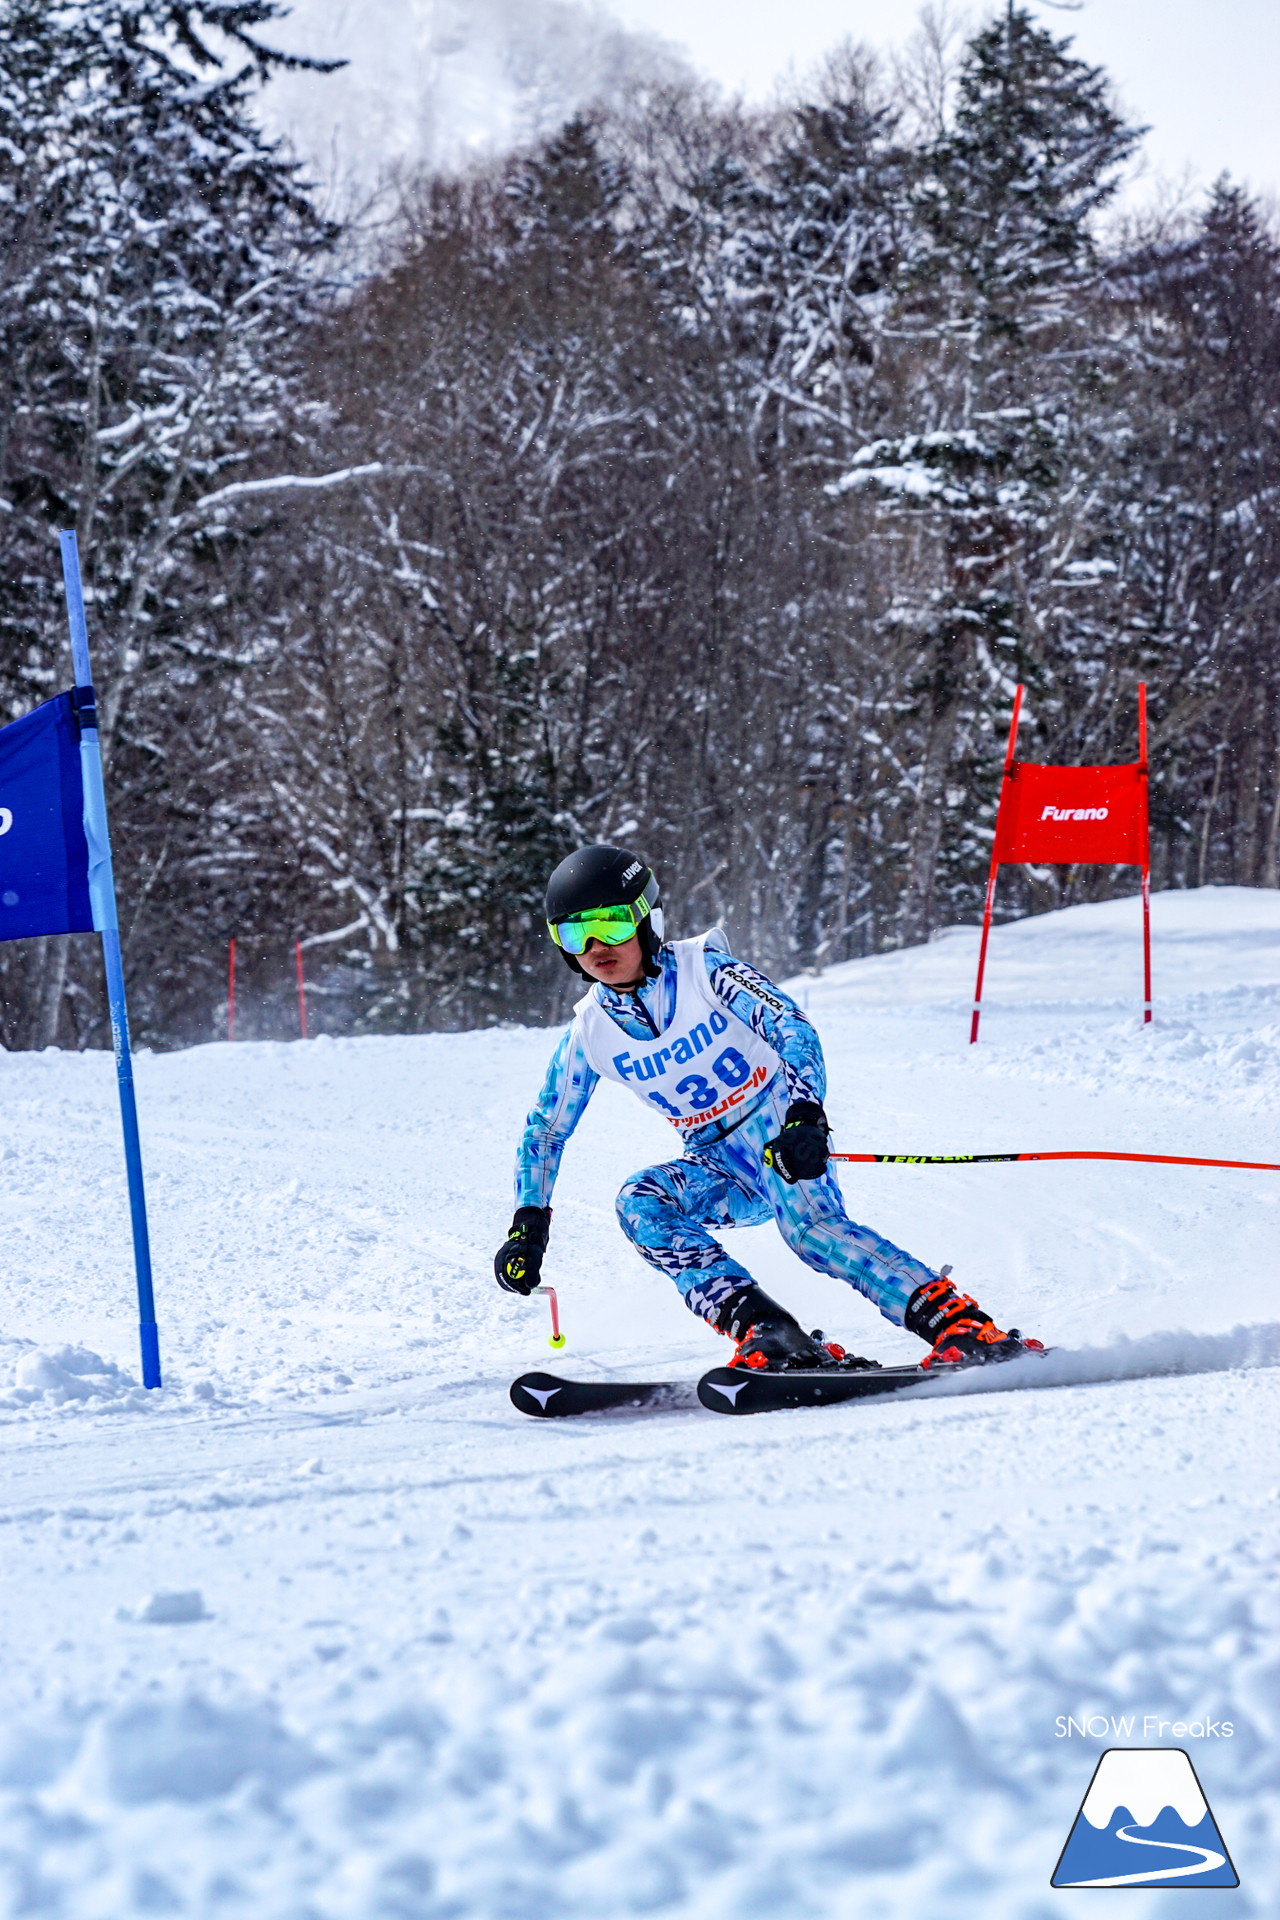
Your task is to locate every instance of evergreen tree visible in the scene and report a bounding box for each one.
[1104,182,1280,888]
[761,56,909,459]
[834,5,1140,940]
[917,2,1136,342]
[0,0,337,1044]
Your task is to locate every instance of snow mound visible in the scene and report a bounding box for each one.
[0,1339,230,1418]
[956,1013,1280,1110]
[49,1695,320,1809]
[0,1343,148,1411]
[135,1589,210,1625]
[794,884,1280,1012]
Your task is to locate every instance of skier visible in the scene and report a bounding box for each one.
[494,845,1043,1373]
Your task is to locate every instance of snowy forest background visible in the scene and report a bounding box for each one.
[2,0,1279,1049]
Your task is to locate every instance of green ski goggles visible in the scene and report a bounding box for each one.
[548,893,654,956]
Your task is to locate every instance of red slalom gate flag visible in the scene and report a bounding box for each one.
[992,761,1148,866]
[971,685,1151,1041]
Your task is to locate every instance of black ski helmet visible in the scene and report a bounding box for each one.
[544,845,665,979]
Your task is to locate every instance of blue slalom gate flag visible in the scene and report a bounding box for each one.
[0,691,96,940]
[0,535,162,1390]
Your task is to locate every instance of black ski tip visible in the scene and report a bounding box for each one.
[510,1372,578,1417]
[510,1372,686,1417]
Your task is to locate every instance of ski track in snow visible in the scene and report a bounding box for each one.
[0,885,1278,1916]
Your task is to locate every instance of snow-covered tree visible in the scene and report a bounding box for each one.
[0,0,337,1044]
[831,6,1140,941]
[1101,182,1280,887]
[758,52,909,460]
[3,20,1274,1048]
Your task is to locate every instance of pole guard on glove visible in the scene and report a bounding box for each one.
[763,1101,831,1183]
[494,1206,551,1294]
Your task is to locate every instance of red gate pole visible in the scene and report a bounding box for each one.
[1138,682,1152,1025]
[227,937,236,1042]
[1141,865,1152,1025]
[971,685,1024,1044]
[295,939,308,1040]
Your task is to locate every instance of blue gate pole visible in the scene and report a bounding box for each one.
[58,531,162,1388]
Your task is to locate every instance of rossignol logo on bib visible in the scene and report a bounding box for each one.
[713,962,790,1017]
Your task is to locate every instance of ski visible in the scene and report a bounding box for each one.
[512,1348,1054,1418]
[510,1371,692,1418]
[697,1348,1053,1415]
[696,1362,928,1413]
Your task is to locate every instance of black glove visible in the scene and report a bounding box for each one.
[494,1206,551,1294]
[763,1101,831,1183]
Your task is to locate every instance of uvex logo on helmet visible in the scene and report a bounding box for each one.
[621,860,643,883]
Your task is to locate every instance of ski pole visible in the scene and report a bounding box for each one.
[832,1151,1280,1173]
[540,1285,565,1349]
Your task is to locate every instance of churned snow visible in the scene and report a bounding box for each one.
[1,884,1278,1917]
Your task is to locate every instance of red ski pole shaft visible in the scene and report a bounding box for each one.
[831,1151,1280,1173]
[541,1285,565,1349]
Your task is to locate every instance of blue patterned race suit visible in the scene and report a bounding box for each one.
[514,935,938,1328]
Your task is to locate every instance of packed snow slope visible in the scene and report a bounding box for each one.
[1,885,1279,1918]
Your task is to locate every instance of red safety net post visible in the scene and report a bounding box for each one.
[227,937,236,1043]
[970,683,1151,1041]
[295,939,308,1040]
[970,686,1023,1044]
